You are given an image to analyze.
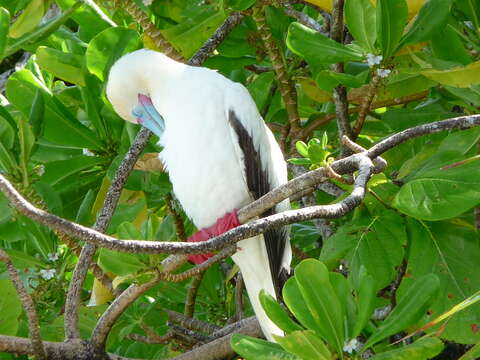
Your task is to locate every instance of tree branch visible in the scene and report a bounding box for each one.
[184,274,203,318]
[252,3,300,149]
[171,317,262,360]
[0,250,46,360]
[330,0,353,148]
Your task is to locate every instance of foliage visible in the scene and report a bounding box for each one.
[0,0,479,359]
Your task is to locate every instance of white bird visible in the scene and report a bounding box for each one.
[106,49,291,341]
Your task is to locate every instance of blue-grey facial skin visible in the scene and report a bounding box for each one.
[132,95,165,138]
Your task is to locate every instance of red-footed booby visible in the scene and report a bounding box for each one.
[106,49,291,341]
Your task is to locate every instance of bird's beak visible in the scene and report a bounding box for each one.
[132,94,165,138]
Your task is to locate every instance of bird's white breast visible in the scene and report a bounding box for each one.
[151,68,252,228]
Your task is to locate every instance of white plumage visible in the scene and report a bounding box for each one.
[107,49,291,341]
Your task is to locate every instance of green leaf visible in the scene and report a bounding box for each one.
[393,160,480,220]
[0,279,22,336]
[345,0,376,53]
[287,22,363,65]
[297,77,332,103]
[86,27,141,82]
[0,7,10,60]
[376,0,408,57]
[430,25,471,65]
[293,259,345,354]
[28,88,44,139]
[17,116,35,182]
[36,46,85,86]
[42,156,105,187]
[8,0,45,39]
[371,337,443,360]
[321,211,407,290]
[225,0,256,11]
[259,290,304,334]
[6,69,102,149]
[364,274,440,349]
[75,189,96,225]
[400,0,453,46]
[230,334,300,360]
[98,248,146,276]
[0,139,17,173]
[4,2,82,58]
[275,330,332,360]
[162,7,226,59]
[283,277,320,333]
[287,158,312,165]
[247,72,275,110]
[352,271,376,338]
[420,61,480,88]
[295,141,309,158]
[459,341,480,360]
[399,220,480,344]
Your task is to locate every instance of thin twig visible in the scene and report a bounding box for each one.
[165,193,186,240]
[296,90,429,142]
[184,274,203,317]
[123,0,184,61]
[252,3,300,149]
[166,310,221,335]
[352,73,381,138]
[0,250,46,360]
[235,273,245,321]
[284,7,325,34]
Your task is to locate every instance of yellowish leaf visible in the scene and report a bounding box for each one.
[421,61,480,88]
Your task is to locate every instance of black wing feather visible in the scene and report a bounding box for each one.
[228,110,287,298]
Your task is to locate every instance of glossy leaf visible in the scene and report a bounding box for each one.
[0,279,22,335]
[393,160,480,220]
[42,156,105,187]
[287,22,363,65]
[352,271,376,338]
[86,27,141,81]
[399,220,480,343]
[162,7,226,59]
[275,330,332,360]
[420,61,480,88]
[345,0,376,53]
[293,259,345,354]
[98,249,146,276]
[230,334,299,360]
[376,0,408,57]
[6,70,102,149]
[8,0,44,39]
[0,7,10,60]
[400,0,453,46]
[36,46,85,86]
[259,290,304,334]
[370,337,443,360]
[364,274,440,348]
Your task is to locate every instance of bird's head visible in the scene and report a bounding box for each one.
[106,49,181,138]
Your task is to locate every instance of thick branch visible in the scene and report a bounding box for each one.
[171,317,262,360]
[0,250,46,359]
[0,154,373,254]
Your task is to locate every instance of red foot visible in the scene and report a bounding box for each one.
[187,210,240,264]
